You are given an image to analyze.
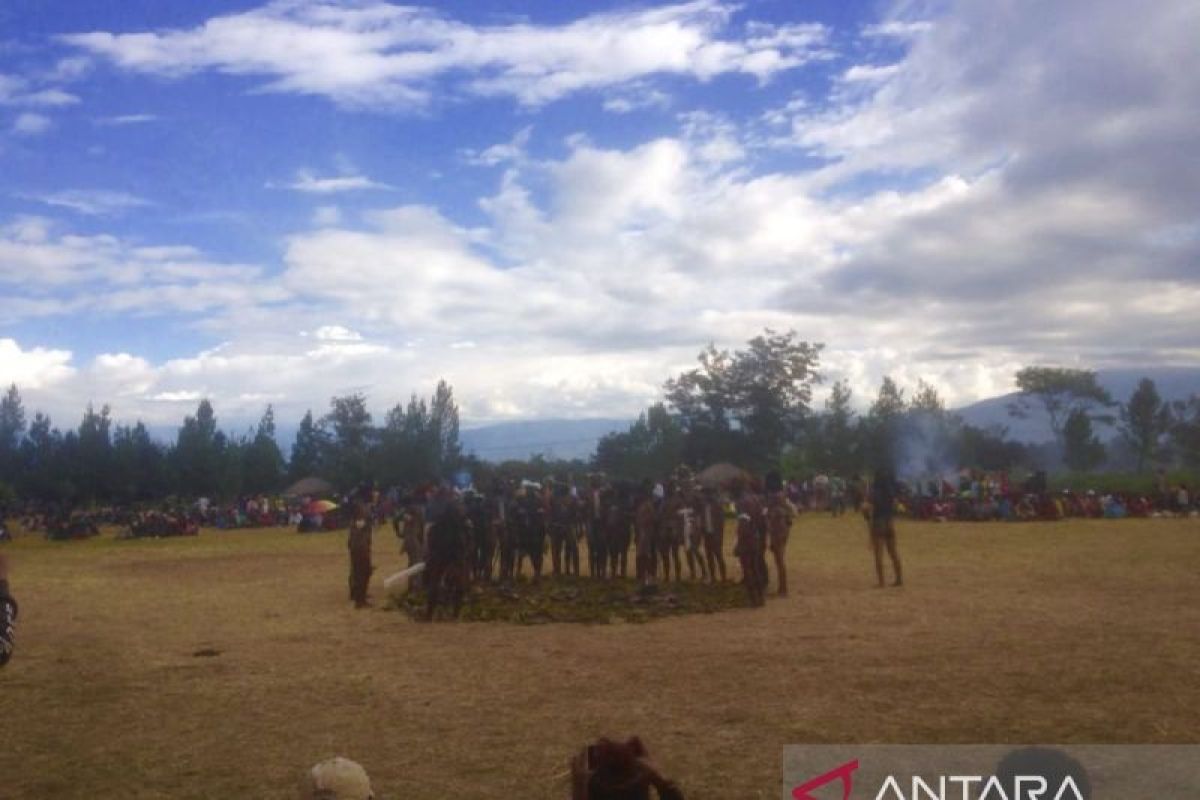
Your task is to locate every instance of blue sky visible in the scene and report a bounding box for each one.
[1,0,1198,433]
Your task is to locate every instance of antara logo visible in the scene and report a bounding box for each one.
[792,759,860,800]
[791,762,1087,800]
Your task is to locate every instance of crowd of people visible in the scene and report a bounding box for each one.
[785,469,1196,523]
[339,465,913,618]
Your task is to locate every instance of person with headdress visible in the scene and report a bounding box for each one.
[347,484,376,608]
[864,467,903,588]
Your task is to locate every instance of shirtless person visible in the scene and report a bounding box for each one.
[696,487,727,582]
[864,467,903,588]
[765,490,795,596]
[347,486,375,608]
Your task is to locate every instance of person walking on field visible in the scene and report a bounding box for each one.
[864,467,903,588]
[347,485,375,608]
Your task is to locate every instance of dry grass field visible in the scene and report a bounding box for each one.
[1,516,1198,799]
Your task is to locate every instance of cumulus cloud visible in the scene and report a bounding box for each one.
[4,0,1197,429]
[12,112,51,135]
[0,217,289,322]
[0,338,75,390]
[62,0,828,109]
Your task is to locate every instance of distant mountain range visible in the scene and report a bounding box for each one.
[955,367,1200,443]
[459,418,629,462]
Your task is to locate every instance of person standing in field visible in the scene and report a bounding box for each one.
[697,486,727,582]
[731,479,765,606]
[0,554,17,667]
[347,485,375,608]
[864,467,903,588]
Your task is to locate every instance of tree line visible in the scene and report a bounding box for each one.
[593,333,1200,481]
[1,334,1198,505]
[0,380,464,507]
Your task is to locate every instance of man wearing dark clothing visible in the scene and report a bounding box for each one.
[1,554,17,668]
[347,488,375,608]
[866,468,903,588]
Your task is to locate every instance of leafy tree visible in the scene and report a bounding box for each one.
[1063,408,1106,472]
[75,404,114,503]
[909,379,945,413]
[1008,366,1114,448]
[0,384,25,487]
[428,380,462,478]
[1118,378,1169,472]
[289,410,329,482]
[665,329,822,468]
[112,421,167,502]
[172,399,224,498]
[1168,395,1200,469]
[322,394,374,489]
[822,380,859,475]
[955,424,1027,472]
[593,403,685,479]
[862,376,906,469]
[243,405,285,494]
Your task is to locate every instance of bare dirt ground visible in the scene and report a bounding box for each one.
[1,516,1197,799]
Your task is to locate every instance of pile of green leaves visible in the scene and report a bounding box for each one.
[392,576,750,624]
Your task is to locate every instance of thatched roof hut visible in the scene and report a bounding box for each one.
[282,476,334,498]
[696,462,750,488]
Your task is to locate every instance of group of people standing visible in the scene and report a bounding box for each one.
[341,466,910,617]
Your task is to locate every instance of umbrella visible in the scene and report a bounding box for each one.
[305,499,338,514]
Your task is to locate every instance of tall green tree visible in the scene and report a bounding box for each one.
[289,410,329,482]
[1063,408,1106,472]
[593,403,685,479]
[0,384,25,490]
[172,399,224,498]
[665,329,822,469]
[428,380,462,478]
[75,404,114,503]
[322,394,374,489]
[822,380,859,475]
[1008,367,1114,448]
[243,405,286,494]
[1168,396,1200,469]
[1118,378,1169,472]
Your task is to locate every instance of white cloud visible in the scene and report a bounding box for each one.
[95,113,159,125]
[26,189,150,216]
[0,339,75,390]
[277,170,391,193]
[63,1,828,109]
[0,217,288,321]
[12,112,51,135]
[312,325,363,342]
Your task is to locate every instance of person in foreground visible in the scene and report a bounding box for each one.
[864,467,903,588]
[0,553,17,668]
[570,736,685,800]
